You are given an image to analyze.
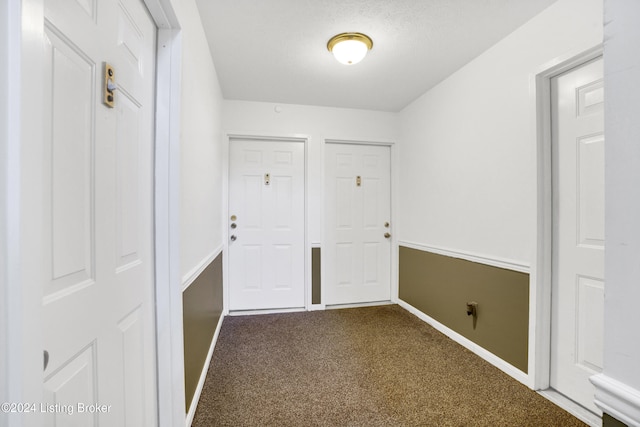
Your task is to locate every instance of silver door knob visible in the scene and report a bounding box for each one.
[44,350,50,371]
[384,232,391,238]
[230,235,237,242]
[230,223,237,229]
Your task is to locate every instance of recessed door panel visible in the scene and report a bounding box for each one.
[274,176,293,229]
[43,345,97,426]
[242,245,262,290]
[336,243,354,286]
[363,178,379,229]
[118,308,146,427]
[576,276,604,372]
[116,91,141,271]
[363,242,380,285]
[44,27,95,297]
[336,178,353,229]
[243,176,263,229]
[577,134,605,247]
[577,80,604,117]
[274,244,293,290]
[117,3,143,72]
[274,150,293,165]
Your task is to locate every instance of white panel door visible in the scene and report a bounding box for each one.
[228,139,305,311]
[42,0,157,425]
[550,57,604,415]
[325,143,391,305]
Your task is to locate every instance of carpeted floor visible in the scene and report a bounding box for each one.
[192,304,588,427]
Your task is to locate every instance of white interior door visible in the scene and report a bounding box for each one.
[42,0,157,425]
[228,139,305,311]
[550,57,604,415]
[324,143,391,305]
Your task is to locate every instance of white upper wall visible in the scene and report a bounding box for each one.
[223,101,400,242]
[398,0,603,264]
[176,0,225,283]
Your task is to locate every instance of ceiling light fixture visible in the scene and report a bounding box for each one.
[327,32,373,65]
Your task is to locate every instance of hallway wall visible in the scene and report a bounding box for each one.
[396,0,603,381]
[173,0,226,419]
[397,0,602,263]
[179,0,225,283]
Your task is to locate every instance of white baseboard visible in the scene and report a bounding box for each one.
[591,373,640,427]
[325,300,394,310]
[537,389,601,427]
[228,307,306,316]
[397,299,529,386]
[185,313,224,427]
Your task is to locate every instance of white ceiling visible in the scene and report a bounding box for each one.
[195,0,557,112]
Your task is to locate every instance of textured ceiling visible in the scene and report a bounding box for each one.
[195,0,557,112]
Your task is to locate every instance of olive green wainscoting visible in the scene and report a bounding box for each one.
[312,247,321,305]
[398,246,529,373]
[183,252,224,413]
[603,413,628,427]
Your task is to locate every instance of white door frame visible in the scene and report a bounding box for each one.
[322,138,397,308]
[4,1,185,426]
[532,46,603,395]
[223,134,310,314]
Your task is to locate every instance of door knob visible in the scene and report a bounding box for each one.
[230,235,237,242]
[384,232,391,238]
[44,350,50,371]
[230,223,237,229]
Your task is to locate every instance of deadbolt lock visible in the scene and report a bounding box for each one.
[103,63,116,108]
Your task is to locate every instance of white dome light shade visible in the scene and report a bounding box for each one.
[327,33,373,65]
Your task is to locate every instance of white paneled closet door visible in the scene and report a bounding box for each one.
[324,143,391,305]
[550,57,604,415]
[41,0,157,425]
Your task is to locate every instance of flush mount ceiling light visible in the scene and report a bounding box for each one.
[327,32,373,65]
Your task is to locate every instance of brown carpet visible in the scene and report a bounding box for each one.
[192,305,587,427]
